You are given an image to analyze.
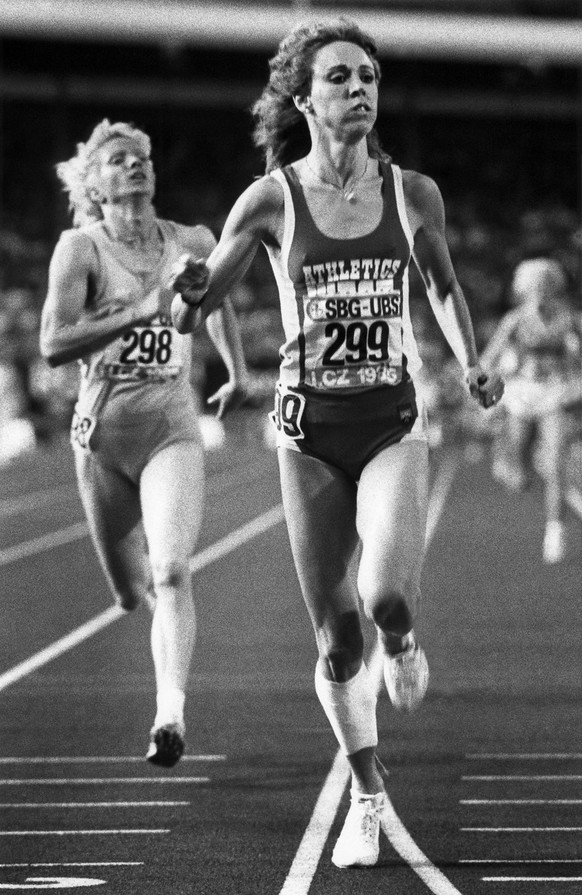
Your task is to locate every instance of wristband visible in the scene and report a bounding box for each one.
[180,289,208,309]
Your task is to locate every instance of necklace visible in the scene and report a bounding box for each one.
[305,158,368,203]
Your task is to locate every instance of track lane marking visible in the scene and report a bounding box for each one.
[565,486,582,518]
[0,802,190,808]
[461,860,582,864]
[466,753,582,760]
[0,778,208,785]
[483,877,582,883]
[0,456,271,522]
[278,451,463,895]
[461,799,582,804]
[278,751,349,895]
[0,522,90,567]
[0,755,225,763]
[463,826,582,832]
[0,505,284,693]
[0,865,143,869]
[463,775,582,781]
[0,486,79,518]
[0,830,168,836]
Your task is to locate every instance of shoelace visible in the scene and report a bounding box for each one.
[351,798,381,841]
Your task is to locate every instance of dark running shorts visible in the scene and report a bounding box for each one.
[270,377,427,480]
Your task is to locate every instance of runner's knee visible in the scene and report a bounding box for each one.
[113,584,143,612]
[370,593,414,636]
[150,558,190,592]
[318,610,364,682]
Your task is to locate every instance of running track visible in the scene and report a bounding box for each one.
[1,412,581,894]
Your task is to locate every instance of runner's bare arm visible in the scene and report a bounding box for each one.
[480,310,520,369]
[171,177,283,333]
[178,223,249,411]
[403,171,504,408]
[40,230,159,366]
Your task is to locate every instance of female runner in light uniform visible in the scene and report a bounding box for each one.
[482,257,581,563]
[170,19,504,867]
[40,119,248,767]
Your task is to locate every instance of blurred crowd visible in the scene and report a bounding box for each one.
[1,180,580,465]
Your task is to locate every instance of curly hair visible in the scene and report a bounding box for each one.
[56,119,151,227]
[252,18,390,172]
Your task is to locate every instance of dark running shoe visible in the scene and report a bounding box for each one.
[146,722,185,767]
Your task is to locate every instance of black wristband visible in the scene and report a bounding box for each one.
[180,289,207,308]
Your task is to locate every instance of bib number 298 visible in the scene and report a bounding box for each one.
[120,327,172,365]
[271,387,305,440]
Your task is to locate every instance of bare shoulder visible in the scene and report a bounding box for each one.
[401,169,444,221]
[235,174,284,221]
[220,173,285,245]
[51,226,98,272]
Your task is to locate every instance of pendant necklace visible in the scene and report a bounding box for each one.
[305,158,368,203]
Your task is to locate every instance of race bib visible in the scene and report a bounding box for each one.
[270,385,306,440]
[70,410,96,450]
[118,324,174,367]
[101,318,182,380]
[301,265,405,389]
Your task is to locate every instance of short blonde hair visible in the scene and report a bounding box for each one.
[56,119,151,226]
[511,258,568,306]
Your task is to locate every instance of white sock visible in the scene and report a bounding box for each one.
[314,662,378,755]
[154,687,185,728]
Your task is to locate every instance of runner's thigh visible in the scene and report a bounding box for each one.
[356,440,428,604]
[140,440,205,567]
[74,449,150,601]
[277,447,360,623]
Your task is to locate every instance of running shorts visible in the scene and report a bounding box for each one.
[270,376,428,480]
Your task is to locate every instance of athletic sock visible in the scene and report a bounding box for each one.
[314,662,378,755]
[154,687,185,728]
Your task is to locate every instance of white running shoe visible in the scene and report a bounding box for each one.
[384,634,429,711]
[331,790,386,868]
[543,520,566,564]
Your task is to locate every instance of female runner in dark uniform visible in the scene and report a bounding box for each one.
[170,20,504,866]
[40,119,248,767]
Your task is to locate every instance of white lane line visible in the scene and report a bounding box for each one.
[278,452,461,895]
[0,778,208,785]
[461,860,582,864]
[0,802,190,808]
[483,877,582,883]
[0,861,144,868]
[0,863,143,868]
[0,521,89,567]
[462,827,582,832]
[461,800,582,805]
[0,605,124,693]
[467,754,582,760]
[0,486,79,518]
[565,486,582,518]
[189,504,284,573]
[278,751,349,895]
[0,755,225,764]
[0,830,169,836]
[426,453,459,543]
[0,505,284,693]
[0,455,269,522]
[380,795,464,895]
[463,776,582,781]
